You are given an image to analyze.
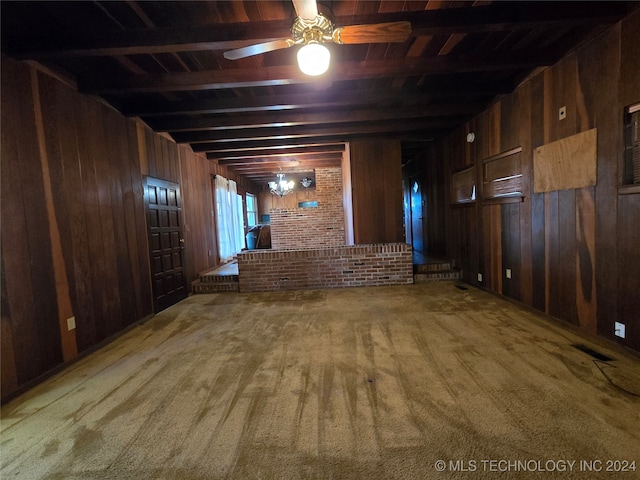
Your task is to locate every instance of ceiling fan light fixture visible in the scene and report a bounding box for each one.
[297,42,330,76]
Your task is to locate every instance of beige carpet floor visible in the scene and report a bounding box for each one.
[2,282,639,479]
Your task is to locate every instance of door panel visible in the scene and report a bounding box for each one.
[145,177,187,312]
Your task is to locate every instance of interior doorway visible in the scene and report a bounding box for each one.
[409,176,424,253]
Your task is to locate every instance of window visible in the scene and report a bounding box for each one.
[623,103,640,186]
[246,193,257,227]
[214,176,245,262]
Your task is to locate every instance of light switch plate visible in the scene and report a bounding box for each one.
[506,269,512,279]
[67,316,76,331]
[614,322,626,338]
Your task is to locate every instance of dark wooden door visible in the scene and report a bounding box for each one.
[145,177,187,312]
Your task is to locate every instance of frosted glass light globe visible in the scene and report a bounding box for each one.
[297,43,330,76]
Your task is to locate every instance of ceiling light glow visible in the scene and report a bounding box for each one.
[297,43,330,76]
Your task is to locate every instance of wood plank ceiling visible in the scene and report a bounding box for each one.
[2,1,637,186]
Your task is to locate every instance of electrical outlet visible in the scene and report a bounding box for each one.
[614,322,626,338]
[477,273,483,282]
[559,106,567,120]
[66,316,76,331]
[506,269,512,279]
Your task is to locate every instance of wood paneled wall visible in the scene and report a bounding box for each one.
[0,56,255,400]
[434,11,640,351]
[350,139,404,244]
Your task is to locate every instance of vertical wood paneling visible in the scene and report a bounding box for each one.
[1,61,44,384]
[17,69,64,377]
[1,58,64,386]
[350,139,403,244]
[619,10,640,108]
[617,11,640,352]
[137,123,149,176]
[1,262,18,393]
[501,203,521,301]
[2,55,246,400]
[544,191,558,315]
[488,204,502,294]
[557,189,577,324]
[576,187,597,334]
[439,10,639,351]
[146,130,156,178]
[617,194,640,351]
[105,110,138,330]
[179,145,218,286]
[57,81,98,352]
[530,75,546,311]
[518,84,533,305]
[34,71,78,361]
[530,193,546,311]
[424,144,446,256]
[123,122,149,321]
[578,25,620,339]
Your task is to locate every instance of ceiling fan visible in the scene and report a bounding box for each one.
[223,0,411,76]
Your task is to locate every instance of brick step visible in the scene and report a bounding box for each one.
[191,279,239,293]
[413,269,460,283]
[200,273,239,283]
[414,262,452,273]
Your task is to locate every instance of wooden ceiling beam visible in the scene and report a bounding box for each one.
[5,3,630,59]
[218,157,342,168]
[207,144,345,160]
[79,52,557,94]
[171,119,456,144]
[197,140,350,154]
[147,103,484,132]
[232,162,342,174]
[122,82,511,116]
[218,153,343,165]
[194,134,441,153]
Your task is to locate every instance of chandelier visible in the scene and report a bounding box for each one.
[269,172,295,196]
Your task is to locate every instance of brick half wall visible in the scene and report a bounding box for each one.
[237,243,413,292]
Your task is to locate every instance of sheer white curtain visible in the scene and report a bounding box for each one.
[215,175,234,262]
[215,176,245,263]
[228,180,245,253]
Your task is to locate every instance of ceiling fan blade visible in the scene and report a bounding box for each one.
[333,21,412,45]
[292,0,318,20]
[223,39,295,60]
